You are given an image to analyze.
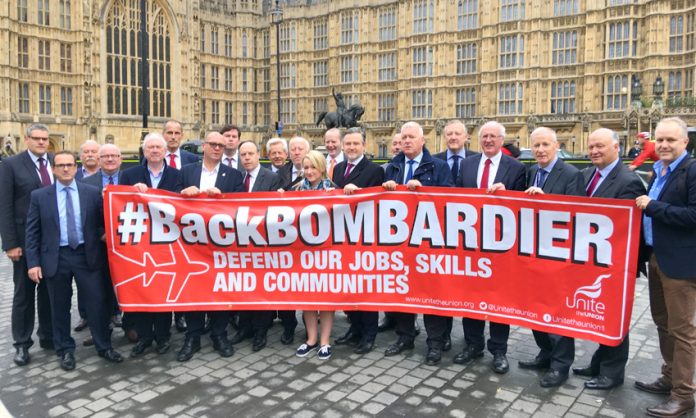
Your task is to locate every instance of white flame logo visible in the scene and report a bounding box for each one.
[572,274,610,300]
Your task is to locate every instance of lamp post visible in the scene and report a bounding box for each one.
[271,1,283,136]
[653,74,664,108]
[631,75,643,108]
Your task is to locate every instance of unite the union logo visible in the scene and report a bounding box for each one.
[565,274,609,320]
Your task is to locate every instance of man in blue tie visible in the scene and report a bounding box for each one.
[25,151,123,371]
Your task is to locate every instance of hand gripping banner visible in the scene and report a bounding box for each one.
[104,185,642,346]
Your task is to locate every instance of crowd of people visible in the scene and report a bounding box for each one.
[0,117,693,418]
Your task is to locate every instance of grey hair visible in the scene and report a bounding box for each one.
[480,121,506,138]
[657,117,689,139]
[289,136,311,151]
[445,120,468,134]
[143,132,167,148]
[80,139,100,152]
[401,121,424,137]
[266,137,288,153]
[25,123,49,137]
[530,127,557,143]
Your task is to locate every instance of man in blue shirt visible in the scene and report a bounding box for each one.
[635,117,696,418]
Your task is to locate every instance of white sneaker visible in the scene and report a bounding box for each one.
[317,344,332,360]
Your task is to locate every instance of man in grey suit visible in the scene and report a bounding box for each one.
[0,123,54,366]
[572,128,646,390]
[518,127,584,387]
[229,141,283,351]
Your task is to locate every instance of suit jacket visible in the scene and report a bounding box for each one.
[644,157,696,279]
[456,153,527,191]
[120,164,182,193]
[25,181,105,277]
[384,147,453,187]
[250,166,282,192]
[181,162,244,193]
[580,161,645,200]
[432,149,480,161]
[332,157,385,189]
[527,158,584,196]
[278,161,302,191]
[0,151,53,250]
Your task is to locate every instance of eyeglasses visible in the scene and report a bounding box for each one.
[29,136,49,142]
[100,154,121,159]
[205,142,225,149]
[55,163,76,169]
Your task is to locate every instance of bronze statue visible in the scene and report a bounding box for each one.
[316,89,365,129]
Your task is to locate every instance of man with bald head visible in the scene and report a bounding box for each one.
[454,120,527,375]
[517,127,584,387]
[635,117,696,417]
[324,128,344,179]
[177,131,243,362]
[382,121,453,365]
[75,140,100,180]
[572,127,645,390]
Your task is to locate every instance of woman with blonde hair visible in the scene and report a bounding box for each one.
[291,150,337,359]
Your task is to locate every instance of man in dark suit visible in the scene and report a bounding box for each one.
[176,131,244,362]
[382,121,453,365]
[266,137,288,173]
[75,140,100,181]
[517,127,584,387]
[278,136,311,191]
[79,143,124,345]
[635,117,696,417]
[0,123,54,366]
[331,128,385,354]
[454,120,527,374]
[163,120,199,169]
[229,141,283,351]
[120,133,182,357]
[572,128,646,390]
[220,125,241,170]
[25,151,123,370]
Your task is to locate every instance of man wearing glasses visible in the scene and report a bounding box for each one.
[0,123,55,366]
[177,131,244,362]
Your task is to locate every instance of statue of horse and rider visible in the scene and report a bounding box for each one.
[316,89,365,129]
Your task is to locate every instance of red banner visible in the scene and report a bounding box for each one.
[104,185,642,346]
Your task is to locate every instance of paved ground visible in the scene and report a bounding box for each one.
[0,253,691,418]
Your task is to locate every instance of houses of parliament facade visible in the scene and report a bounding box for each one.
[1,0,695,157]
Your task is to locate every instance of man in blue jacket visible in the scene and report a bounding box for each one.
[382,121,453,365]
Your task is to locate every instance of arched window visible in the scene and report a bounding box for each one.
[105,0,171,117]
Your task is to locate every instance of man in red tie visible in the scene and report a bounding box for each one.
[0,123,54,366]
[454,120,527,374]
[573,128,645,390]
[162,120,199,170]
[220,125,241,170]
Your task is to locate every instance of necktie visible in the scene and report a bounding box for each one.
[480,158,492,189]
[535,168,548,188]
[64,188,79,249]
[405,160,416,184]
[329,159,336,179]
[451,155,461,183]
[108,176,114,185]
[168,153,177,168]
[586,169,601,196]
[244,173,251,192]
[225,157,233,167]
[344,163,354,179]
[38,157,51,186]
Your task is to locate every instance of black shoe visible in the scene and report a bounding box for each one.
[39,339,54,350]
[354,340,374,355]
[74,318,88,332]
[156,341,171,355]
[442,335,452,352]
[280,328,295,345]
[377,316,396,332]
[572,365,597,377]
[177,338,201,362]
[211,336,234,358]
[540,369,568,388]
[492,353,510,374]
[384,340,414,356]
[130,341,151,357]
[335,330,361,346]
[519,355,551,370]
[453,346,484,364]
[252,333,267,352]
[425,347,442,365]
[230,330,252,345]
[175,316,187,332]
[60,352,76,371]
[82,336,94,347]
[584,375,623,390]
[14,347,30,366]
[99,349,124,363]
